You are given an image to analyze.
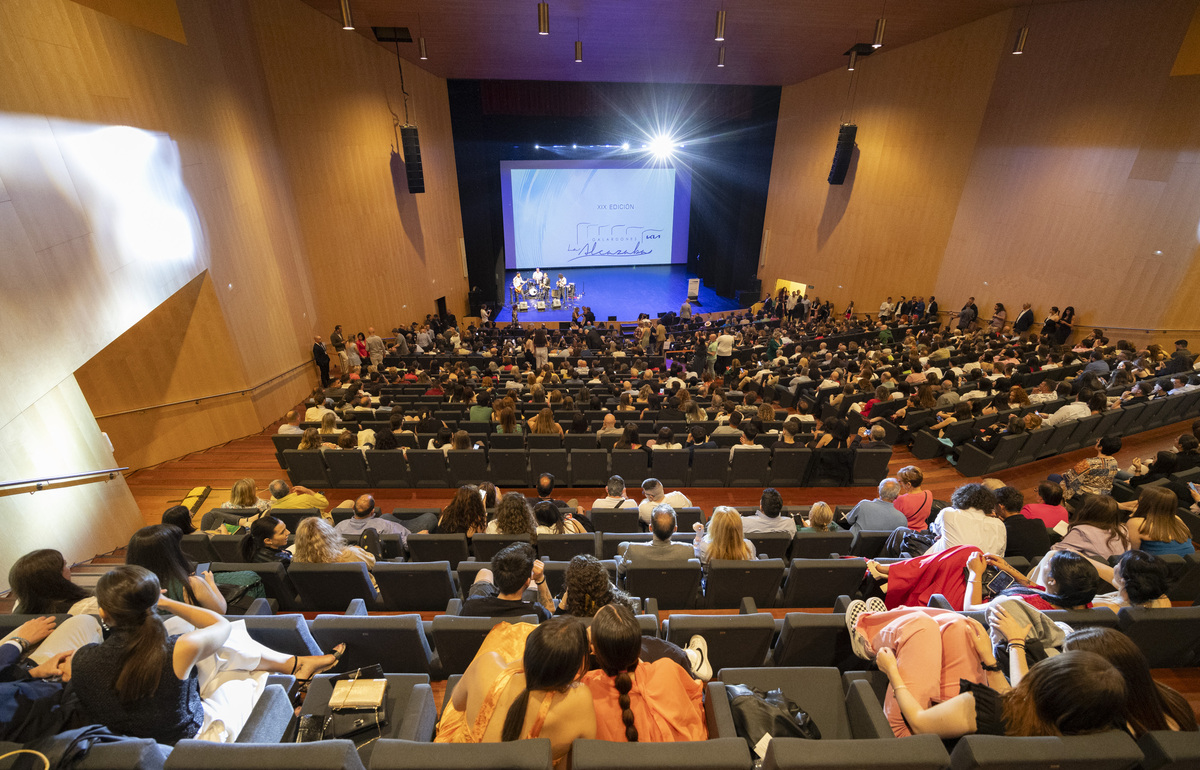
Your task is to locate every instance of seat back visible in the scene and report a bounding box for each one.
[571,738,752,770]
[1137,730,1200,770]
[472,534,533,561]
[181,533,217,562]
[610,450,650,489]
[210,534,249,563]
[690,449,729,486]
[537,533,598,560]
[237,614,322,657]
[287,562,379,611]
[365,449,409,486]
[673,507,705,531]
[407,449,449,487]
[624,559,702,609]
[662,613,777,671]
[1116,605,1200,667]
[849,530,891,558]
[325,449,370,487]
[591,508,642,533]
[791,532,854,559]
[704,558,785,608]
[745,531,794,561]
[407,533,472,568]
[489,433,525,450]
[771,612,859,669]
[651,449,690,487]
[728,449,771,486]
[806,448,854,486]
[719,667,854,739]
[763,735,951,770]
[310,613,433,675]
[211,561,301,611]
[851,447,893,486]
[431,615,538,676]
[447,450,488,486]
[564,433,598,451]
[163,739,366,770]
[282,449,330,487]
[369,739,553,770]
[528,449,568,485]
[948,732,1144,770]
[374,561,458,611]
[781,558,868,608]
[770,447,813,485]
[569,449,610,487]
[489,448,529,486]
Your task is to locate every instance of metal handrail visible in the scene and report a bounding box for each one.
[0,467,129,491]
[93,360,313,420]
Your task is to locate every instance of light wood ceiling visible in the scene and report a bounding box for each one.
[297,0,1071,86]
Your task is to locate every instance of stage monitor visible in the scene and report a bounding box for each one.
[500,160,691,270]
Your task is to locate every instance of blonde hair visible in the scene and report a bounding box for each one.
[706,507,751,561]
[531,408,558,434]
[807,502,834,531]
[896,466,923,487]
[293,517,347,563]
[298,427,322,451]
[229,478,259,508]
[319,412,337,434]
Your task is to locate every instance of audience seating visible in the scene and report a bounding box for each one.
[780,559,868,608]
[790,531,854,559]
[369,738,554,770]
[1136,730,1200,770]
[407,533,471,568]
[296,674,433,761]
[623,559,703,609]
[702,558,785,608]
[715,667,893,740]
[373,561,459,612]
[762,735,952,770]
[771,612,860,669]
[536,532,599,561]
[310,615,435,677]
[430,614,539,677]
[212,561,301,611]
[947,731,1144,770]
[661,613,776,670]
[1116,605,1200,667]
[571,738,753,770]
[287,562,379,611]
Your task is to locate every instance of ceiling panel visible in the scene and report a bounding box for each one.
[297,0,1075,86]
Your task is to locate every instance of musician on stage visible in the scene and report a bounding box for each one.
[532,267,544,285]
[556,273,567,291]
[512,272,524,294]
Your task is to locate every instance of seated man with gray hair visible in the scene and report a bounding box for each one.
[844,478,906,535]
[616,504,694,577]
[590,475,637,509]
[637,478,692,528]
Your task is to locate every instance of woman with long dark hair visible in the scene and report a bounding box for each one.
[70,565,342,744]
[964,550,1100,612]
[239,516,290,565]
[435,617,595,763]
[435,485,488,535]
[8,549,92,614]
[582,603,707,742]
[1063,627,1198,737]
[125,524,226,613]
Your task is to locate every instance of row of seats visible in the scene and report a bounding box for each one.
[915,390,1200,475]
[279,445,893,489]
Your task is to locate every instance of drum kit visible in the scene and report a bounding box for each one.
[514,274,577,310]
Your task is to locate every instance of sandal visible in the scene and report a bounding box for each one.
[291,643,347,706]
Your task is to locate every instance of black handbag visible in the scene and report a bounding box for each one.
[725,683,820,757]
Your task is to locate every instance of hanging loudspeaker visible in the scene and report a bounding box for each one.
[827,123,857,185]
[400,126,425,193]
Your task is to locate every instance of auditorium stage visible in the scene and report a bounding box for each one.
[498,265,740,324]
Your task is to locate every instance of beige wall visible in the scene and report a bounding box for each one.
[0,0,464,587]
[760,0,1200,344]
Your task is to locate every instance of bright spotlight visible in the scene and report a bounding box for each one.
[572,144,577,148]
[534,144,540,149]
[622,142,630,150]
[647,134,677,158]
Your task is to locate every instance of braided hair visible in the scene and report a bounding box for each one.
[590,603,643,741]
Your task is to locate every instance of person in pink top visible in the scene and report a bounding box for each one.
[892,466,933,531]
[1020,481,1070,529]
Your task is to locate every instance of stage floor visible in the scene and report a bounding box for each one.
[499,265,740,324]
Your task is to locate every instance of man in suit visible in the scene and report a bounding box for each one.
[1012,303,1035,334]
[312,336,330,387]
[616,505,694,577]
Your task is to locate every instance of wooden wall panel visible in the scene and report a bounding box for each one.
[246,0,469,339]
[757,11,1011,313]
[0,378,142,592]
[936,0,1200,336]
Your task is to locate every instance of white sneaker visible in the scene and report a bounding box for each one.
[845,599,873,660]
[685,634,712,682]
[866,597,887,614]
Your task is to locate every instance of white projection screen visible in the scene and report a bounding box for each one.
[501,160,691,269]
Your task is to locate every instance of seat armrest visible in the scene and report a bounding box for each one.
[845,679,893,739]
[396,683,438,742]
[243,598,275,616]
[445,598,463,615]
[704,681,737,739]
[642,597,659,617]
[343,598,369,616]
[927,593,955,610]
[739,597,759,615]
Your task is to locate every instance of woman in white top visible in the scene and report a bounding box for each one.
[651,427,682,450]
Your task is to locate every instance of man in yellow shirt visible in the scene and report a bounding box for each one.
[268,479,329,511]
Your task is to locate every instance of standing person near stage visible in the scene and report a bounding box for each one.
[329,325,347,374]
[312,336,330,387]
[532,325,549,369]
[715,330,735,374]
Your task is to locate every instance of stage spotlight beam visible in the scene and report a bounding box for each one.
[647,134,677,158]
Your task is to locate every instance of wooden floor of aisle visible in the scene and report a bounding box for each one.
[113,416,1200,718]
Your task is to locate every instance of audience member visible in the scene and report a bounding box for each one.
[845,478,907,535]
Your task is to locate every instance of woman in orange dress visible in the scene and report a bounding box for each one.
[582,604,707,742]
[435,618,595,765]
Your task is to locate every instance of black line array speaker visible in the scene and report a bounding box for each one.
[827,123,857,185]
[400,126,425,193]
